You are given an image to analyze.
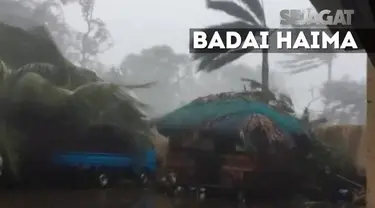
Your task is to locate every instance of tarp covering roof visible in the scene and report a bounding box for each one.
[156,92,308,137]
[155,92,315,172]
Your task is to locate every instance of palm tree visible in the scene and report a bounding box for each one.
[280,53,337,113]
[307,0,375,205]
[193,0,269,100]
[279,18,337,83]
[0,23,151,179]
[279,53,337,82]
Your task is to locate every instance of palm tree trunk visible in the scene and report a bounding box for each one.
[261,49,269,101]
[366,56,375,207]
[327,59,332,82]
[321,58,334,113]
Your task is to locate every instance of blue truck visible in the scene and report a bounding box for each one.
[51,149,157,188]
[9,125,157,188]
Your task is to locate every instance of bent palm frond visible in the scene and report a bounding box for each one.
[0,23,102,88]
[238,0,265,24]
[69,82,149,132]
[5,72,68,105]
[206,0,261,25]
[0,18,155,177]
[9,63,65,86]
[193,0,267,72]
[0,23,69,70]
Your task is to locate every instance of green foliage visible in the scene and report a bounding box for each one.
[0,22,150,178]
[308,135,355,175]
[0,121,24,177]
[0,23,69,70]
[70,82,148,130]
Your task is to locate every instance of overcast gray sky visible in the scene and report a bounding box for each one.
[63,0,366,112]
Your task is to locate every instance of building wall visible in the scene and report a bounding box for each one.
[366,57,375,207]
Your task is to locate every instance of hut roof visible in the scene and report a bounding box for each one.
[156,92,308,137]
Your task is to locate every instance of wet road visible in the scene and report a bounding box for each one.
[1,188,142,208]
[0,187,242,208]
[0,187,361,208]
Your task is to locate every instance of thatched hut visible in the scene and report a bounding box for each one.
[155,92,313,186]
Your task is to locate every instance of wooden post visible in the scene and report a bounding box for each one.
[366,56,375,208]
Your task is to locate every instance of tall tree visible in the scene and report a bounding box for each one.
[118,45,191,117]
[193,0,270,101]
[74,0,113,69]
[0,0,113,70]
[114,45,287,117]
[278,15,337,82]
[280,53,337,82]
[320,77,365,124]
[120,45,190,84]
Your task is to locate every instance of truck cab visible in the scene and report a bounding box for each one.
[49,125,157,188]
[52,149,156,188]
